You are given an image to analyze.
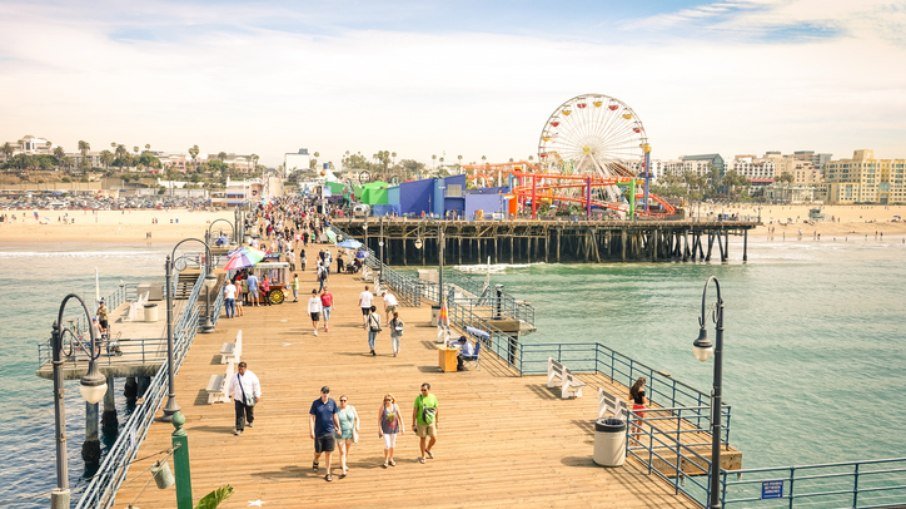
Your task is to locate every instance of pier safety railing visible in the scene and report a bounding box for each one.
[718,458,906,508]
[74,267,212,509]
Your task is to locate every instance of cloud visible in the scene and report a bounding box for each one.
[0,1,904,166]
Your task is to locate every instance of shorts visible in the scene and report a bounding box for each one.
[314,434,336,453]
[415,423,436,438]
[386,305,397,313]
[361,307,371,316]
[382,432,398,449]
[310,312,320,321]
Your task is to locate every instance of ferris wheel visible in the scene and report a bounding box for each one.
[538,94,650,178]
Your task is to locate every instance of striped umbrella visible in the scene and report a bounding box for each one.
[223,247,266,271]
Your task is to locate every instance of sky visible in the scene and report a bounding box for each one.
[0,0,904,166]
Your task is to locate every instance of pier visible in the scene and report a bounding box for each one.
[113,262,723,508]
[332,218,759,264]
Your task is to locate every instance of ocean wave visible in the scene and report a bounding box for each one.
[454,262,538,273]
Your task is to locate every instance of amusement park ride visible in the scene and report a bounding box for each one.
[464,93,677,219]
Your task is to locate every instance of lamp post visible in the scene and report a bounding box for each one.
[691,275,725,509]
[203,219,235,333]
[51,294,108,509]
[162,238,218,422]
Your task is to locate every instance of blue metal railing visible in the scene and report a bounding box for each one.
[720,458,906,508]
[74,267,208,509]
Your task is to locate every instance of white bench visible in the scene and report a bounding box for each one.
[597,387,628,420]
[220,330,242,364]
[547,357,587,399]
[205,360,234,404]
[125,291,150,321]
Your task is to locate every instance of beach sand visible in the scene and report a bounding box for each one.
[0,209,238,245]
[1,205,905,246]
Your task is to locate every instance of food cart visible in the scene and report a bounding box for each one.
[251,261,291,304]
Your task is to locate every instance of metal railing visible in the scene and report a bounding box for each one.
[720,458,906,508]
[37,337,167,368]
[74,268,208,509]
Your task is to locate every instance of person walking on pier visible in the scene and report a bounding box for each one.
[367,305,381,356]
[223,279,237,318]
[629,377,647,441]
[320,287,334,333]
[412,383,439,464]
[291,274,300,303]
[247,272,260,306]
[359,285,374,328]
[308,289,322,336]
[229,362,261,436]
[336,395,359,478]
[309,386,340,482]
[389,311,404,357]
[382,291,398,327]
[378,393,404,468]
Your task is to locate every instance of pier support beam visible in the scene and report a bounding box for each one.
[101,375,118,436]
[82,402,101,473]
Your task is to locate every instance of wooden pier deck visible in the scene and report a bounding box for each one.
[115,261,700,508]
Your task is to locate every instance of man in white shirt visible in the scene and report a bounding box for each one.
[381,291,399,326]
[358,285,374,328]
[228,361,262,435]
[224,280,237,318]
[308,288,323,336]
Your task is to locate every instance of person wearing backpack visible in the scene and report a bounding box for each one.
[389,311,404,357]
[412,382,439,464]
[366,305,381,356]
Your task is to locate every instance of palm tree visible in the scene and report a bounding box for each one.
[53,146,65,169]
[133,146,140,155]
[481,155,487,165]
[145,143,151,151]
[100,150,114,169]
[250,153,259,173]
[432,154,437,169]
[391,151,397,166]
[2,142,14,161]
[189,145,200,171]
[217,151,227,162]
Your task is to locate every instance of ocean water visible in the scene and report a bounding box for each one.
[472,237,906,468]
[1,237,905,506]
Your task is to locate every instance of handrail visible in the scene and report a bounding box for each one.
[720,458,906,508]
[74,266,208,508]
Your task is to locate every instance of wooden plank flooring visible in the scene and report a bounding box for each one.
[115,254,698,509]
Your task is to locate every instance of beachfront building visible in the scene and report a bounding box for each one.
[284,148,311,178]
[210,177,265,208]
[825,149,906,204]
[15,135,55,155]
[662,154,725,178]
[731,155,776,180]
[158,153,188,173]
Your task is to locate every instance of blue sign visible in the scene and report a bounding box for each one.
[761,480,784,500]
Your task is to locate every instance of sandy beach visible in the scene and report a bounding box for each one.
[1,205,906,246]
[0,209,237,245]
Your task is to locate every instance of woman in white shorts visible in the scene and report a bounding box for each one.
[377,393,404,468]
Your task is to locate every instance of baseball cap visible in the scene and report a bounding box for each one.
[320,386,330,394]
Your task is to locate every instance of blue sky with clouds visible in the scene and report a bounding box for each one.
[0,0,904,165]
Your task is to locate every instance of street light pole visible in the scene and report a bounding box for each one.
[692,275,725,509]
[51,294,108,509]
[163,239,217,422]
[438,223,445,308]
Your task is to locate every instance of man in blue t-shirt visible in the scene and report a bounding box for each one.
[246,273,260,306]
[309,385,340,482]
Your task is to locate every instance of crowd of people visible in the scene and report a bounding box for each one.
[221,197,437,482]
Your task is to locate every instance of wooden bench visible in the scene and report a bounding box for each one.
[597,387,628,420]
[206,360,234,404]
[220,330,243,364]
[547,357,587,399]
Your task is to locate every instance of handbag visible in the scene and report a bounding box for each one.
[237,374,256,407]
[369,314,382,332]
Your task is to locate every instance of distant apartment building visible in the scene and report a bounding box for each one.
[16,135,55,155]
[731,155,776,179]
[158,153,188,173]
[662,154,725,178]
[824,149,906,204]
[223,154,255,173]
[284,148,311,178]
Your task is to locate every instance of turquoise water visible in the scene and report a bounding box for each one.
[1,238,905,506]
[474,237,906,468]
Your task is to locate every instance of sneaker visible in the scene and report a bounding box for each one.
[233,429,242,435]
[389,459,396,467]
[417,457,426,464]
[382,462,389,469]
[246,422,253,428]
[426,450,434,459]
[325,474,333,482]
[313,330,318,336]
[371,350,376,357]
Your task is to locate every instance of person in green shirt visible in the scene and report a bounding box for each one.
[412,382,439,464]
[291,274,300,302]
